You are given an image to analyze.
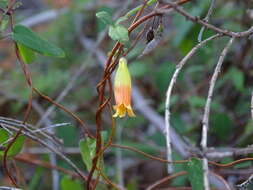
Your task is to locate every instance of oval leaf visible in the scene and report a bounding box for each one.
[79,137,96,171]
[12,25,65,58]
[109,24,129,44]
[96,11,113,25]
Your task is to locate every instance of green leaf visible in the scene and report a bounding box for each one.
[12,25,65,58]
[116,16,128,24]
[96,11,113,25]
[79,132,107,172]
[0,0,7,9]
[0,129,9,144]
[186,158,204,190]
[79,137,96,171]
[61,175,83,190]
[0,134,25,157]
[17,43,36,64]
[109,24,129,44]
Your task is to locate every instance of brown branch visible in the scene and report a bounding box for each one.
[157,2,253,38]
[146,171,187,190]
[14,154,86,180]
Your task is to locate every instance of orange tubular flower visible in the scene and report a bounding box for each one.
[113,57,135,118]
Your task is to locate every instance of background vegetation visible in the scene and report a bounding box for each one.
[1,0,253,189]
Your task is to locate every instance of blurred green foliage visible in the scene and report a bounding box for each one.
[1,0,253,189]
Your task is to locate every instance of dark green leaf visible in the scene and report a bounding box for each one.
[109,24,129,44]
[96,11,113,25]
[17,43,36,64]
[12,25,65,58]
[61,175,83,190]
[186,157,204,190]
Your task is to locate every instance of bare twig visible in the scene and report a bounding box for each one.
[2,122,87,181]
[34,64,89,128]
[198,0,216,42]
[116,123,124,188]
[157,2,253,38]
[236,174,253,190]
[20,8,67,27]
[146,171,187,190]
[32,101,60,190]
[0,187,22,190]
[164,34,221,173]
[201,37,235,190]
[210,171,232,190]
[251,91,253,120]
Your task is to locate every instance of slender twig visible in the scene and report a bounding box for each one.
[0,117,62,146]
[201,37,235,148]
[236,174,253,190]
[0,187,22,190]
[201,37,235,190]
[32,123,70,133]
[210,171,232,190]
[164,34,221,174]
[198,0,216,42]
[32,101,60,190]
[116,123,124,188]
[157,2,253,38]
[251,91,253,120]
[14,154,85,179]
[146,171,187,190]
[34,64,88,128]
[2,123,87,181]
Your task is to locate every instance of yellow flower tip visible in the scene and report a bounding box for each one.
[126,105,135,117]
[113,57,136,118]
[113,104,135,118]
